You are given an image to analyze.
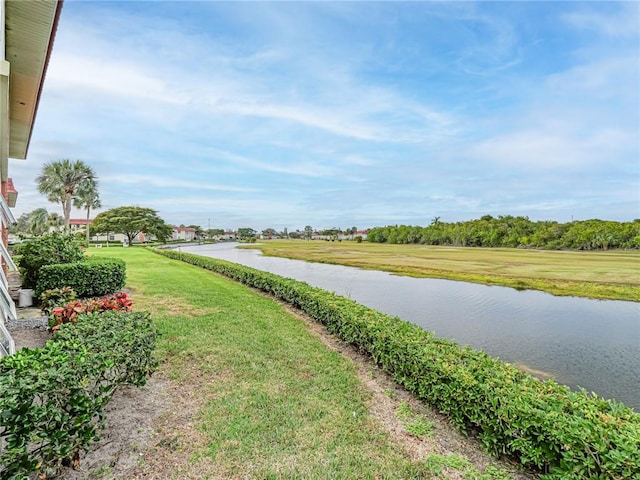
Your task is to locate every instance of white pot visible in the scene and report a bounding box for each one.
[18,288,34,308]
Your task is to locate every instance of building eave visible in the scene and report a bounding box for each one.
[5,0,62,161]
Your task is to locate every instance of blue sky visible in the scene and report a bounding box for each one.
[12,1,640,231]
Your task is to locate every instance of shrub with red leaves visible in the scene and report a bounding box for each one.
[50,292,133,331]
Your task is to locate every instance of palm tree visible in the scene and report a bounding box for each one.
[28,208,49,236]
[36,159,97,228]
[74,187,101,245]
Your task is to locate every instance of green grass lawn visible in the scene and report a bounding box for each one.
[241,240,640,301]
[88,246,521,479]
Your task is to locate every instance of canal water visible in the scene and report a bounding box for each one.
[181,243,640,410]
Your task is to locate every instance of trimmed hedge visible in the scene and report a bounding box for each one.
[153,248,640,479]
[15,232,85,289]
[35,257,126,299]
[0,311,157,478]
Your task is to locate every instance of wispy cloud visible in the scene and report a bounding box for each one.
[201,148,337,178]
[15,1,638,228]
[100,175,259,193]
[562,4,640,38]
[342,155,376,167]
[43,4,459,146]
[471,127,636,170]
[47,53,184,105]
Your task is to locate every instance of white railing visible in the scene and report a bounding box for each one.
[0,239,16,271]
[0,320,14,356]
[0,193,18,356]
[0,192,15,227]
[0,276,16,320]
[0,267,16,356]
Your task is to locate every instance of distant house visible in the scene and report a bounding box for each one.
[259,232,281,240]
[67,219,132,244]
[68,218,90,232]
[311,230,369,241]
[221,230,237,240]
[356,230,369,240]
[172,226,196,241]
[92,231,128,243]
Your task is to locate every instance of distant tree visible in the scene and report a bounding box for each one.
[29,208,49,236]
[366,216,640,251]
[321,228,341,240]
[73,184,101,245]
[283,227,288,238]
[206,228,224,239]
[10,208,50,237]
[237,227,256,240]
[9,212,32,237]
[91,206,172,245]
[304,225,313,240]
[262,228,278,239]
[36,159,97,228]
[187,225,204,239]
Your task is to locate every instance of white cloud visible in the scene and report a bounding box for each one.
[343,155,376,167]
[545,54,639,97]
[454,15,522,76]
[203,148,337,178]
[472,127,636,170]
[17,2,638,227]
[47,10,458,145]
[563,4,640,38]
[100,174,259,193]
[46,53,185,105]
[153,196,311,228]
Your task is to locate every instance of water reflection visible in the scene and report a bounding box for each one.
[181,243,640,410]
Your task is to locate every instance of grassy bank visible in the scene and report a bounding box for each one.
[154,247,640,479]
[89,247,522,479]
[241,241,639,301]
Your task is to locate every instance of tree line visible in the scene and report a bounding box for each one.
[367,216,640,250]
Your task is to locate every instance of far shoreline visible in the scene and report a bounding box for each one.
[234,240,640,302]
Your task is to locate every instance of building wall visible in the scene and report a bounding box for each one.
[0,0,14,353]
[172,228,196,241]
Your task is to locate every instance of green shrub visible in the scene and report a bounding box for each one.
[153,247,640,479]
[40,286,77,315]
[15,232,85,289]
[0,310,157,478]
[35,256,126,299]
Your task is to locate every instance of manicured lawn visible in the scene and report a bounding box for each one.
[89,247,520,478]
[242,240,640,301]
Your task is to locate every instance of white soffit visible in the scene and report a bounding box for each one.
[5,0,61,160]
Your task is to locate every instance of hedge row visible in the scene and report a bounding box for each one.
[14,232,86,290]
[35,257,126,299]
[0,311,157,479]
[153,248,640,479]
